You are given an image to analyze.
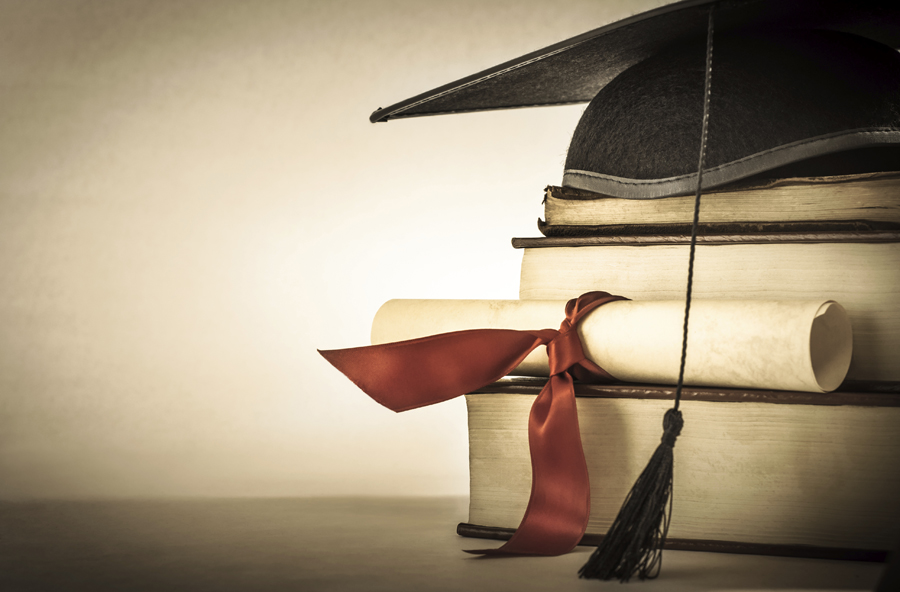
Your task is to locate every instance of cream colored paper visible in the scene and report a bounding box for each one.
[371,298,852,393]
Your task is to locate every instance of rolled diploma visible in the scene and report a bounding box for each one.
[371,299,852,393]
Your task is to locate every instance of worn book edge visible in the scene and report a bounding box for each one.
[513,231,900,249]
[541,171,900,231]
[456,523,889,562]
[472,378,900,403]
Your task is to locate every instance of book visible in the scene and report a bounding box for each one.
[540,172,900,237]
[461,378,900,560]
[514,233,900,384]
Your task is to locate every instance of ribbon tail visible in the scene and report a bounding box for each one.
[467,372,590,556]
[319,328,552,412]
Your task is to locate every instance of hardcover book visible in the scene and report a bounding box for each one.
[515,233,900,384]
[461,379,900,560]
[540,171,900,237]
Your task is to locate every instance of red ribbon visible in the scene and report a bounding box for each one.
[318,291,627,556]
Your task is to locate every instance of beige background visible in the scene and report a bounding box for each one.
[0,0,666,499]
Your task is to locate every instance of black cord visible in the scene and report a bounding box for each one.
[674,7,714,412]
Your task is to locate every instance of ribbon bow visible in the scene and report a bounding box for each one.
[319,291,627,555]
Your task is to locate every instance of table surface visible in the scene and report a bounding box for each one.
[0,496,890,592]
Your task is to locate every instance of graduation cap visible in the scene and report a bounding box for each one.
[362,0,900,582]
[372,0,900,198]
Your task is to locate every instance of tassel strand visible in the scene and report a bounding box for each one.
[577,409,683,581]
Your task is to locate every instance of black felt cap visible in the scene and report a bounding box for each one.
[564,29,900,197]
[370,0,900,197]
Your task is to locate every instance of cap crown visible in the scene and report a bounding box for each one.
[563,30,900,197]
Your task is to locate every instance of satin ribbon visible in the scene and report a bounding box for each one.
[319,291,627,556]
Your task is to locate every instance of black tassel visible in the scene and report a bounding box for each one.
[578,408,683,582]
[579,4,714,582]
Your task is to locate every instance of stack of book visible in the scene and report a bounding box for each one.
[355,1,900,570]
[523,171,900,384]
[460,170,900,560]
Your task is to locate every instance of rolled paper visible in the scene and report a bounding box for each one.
[372,299,853,393]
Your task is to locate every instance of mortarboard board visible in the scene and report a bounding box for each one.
[370,0,900,198]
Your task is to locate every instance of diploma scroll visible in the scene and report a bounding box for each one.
[372,298,852,393]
